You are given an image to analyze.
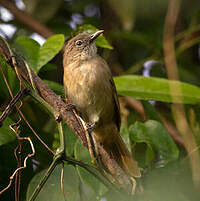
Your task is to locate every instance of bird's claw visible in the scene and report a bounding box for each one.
[65,103,76,111]
[87,122,96,134]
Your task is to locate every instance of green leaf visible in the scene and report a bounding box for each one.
[0,115,16,146]
[0,56,18,97]
[14,36,40,73]
[79,181,97,201]
[136,160,196,201]
[77,24,113,49]
[142,100,161,122]
[114,75,200,104]
[37,34,65,72]
[6,65,18,93]
[63,124,78,156]
[74,140,107,196]
[120,123,131,152]
[14,34,65,74]
[39,63,57,73]
[26,163,80,201]
[129,120,179,166]
[43,80,65,97]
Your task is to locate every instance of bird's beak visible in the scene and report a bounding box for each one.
[89,30,104,43]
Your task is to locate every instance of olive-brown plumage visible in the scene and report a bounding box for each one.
[63,31,140,179]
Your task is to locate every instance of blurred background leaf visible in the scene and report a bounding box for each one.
[130,120,179,167]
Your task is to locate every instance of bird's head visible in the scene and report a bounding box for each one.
[63,30,104,65]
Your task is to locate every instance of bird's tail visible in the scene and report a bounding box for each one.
[94,125,141,179]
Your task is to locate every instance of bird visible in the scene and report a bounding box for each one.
[63,30,141,183]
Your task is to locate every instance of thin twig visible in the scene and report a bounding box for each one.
[60,162,67,201]
[14,142,23,201]
[0,136,35,195]
[0,88,30,127]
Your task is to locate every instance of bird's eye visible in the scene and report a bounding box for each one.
[75,40,83,46]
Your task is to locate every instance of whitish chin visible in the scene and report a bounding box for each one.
[81,44,97,60]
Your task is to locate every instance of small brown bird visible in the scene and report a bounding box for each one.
[63,30,140,181]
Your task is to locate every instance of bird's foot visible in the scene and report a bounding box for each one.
[54,112,62,122]
[65,103,76,111]
[86,122,96,134]
[85,122,99,163]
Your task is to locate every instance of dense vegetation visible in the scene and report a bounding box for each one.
[1,0,200,200]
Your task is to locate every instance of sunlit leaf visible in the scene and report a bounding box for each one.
[114,75,200,104]
[14,36,40,74]
[14,34,65,74]
[37,34,65,72]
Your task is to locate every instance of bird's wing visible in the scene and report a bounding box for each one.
[110,78,121,131]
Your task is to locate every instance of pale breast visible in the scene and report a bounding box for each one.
[64,56,114,125]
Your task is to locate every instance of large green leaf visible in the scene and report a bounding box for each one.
[0,114,16,146]
[63,124,78,156]
[13,34,65,74]
[26,163,80,201]
[77,24,113,49]
[14,36,40,73]
[114,75,200,104]
[129,120,179,167]
[37,34,65,72]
